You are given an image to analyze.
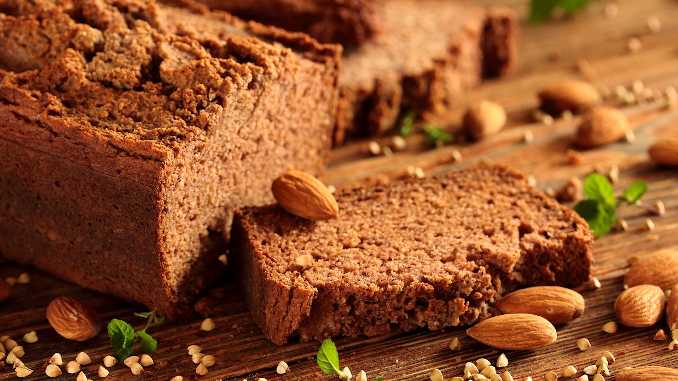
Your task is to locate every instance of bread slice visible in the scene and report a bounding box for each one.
[231,165,593,344]
[0,0,339,318]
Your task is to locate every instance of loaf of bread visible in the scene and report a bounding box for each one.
[231,165,593,344]
[0,0,339,318]
[197,0,517,143]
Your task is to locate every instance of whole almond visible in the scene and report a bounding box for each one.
[615,284,666,327]
[648,138,678,167]
[667,284,678,330]
[46,296,101,341]
[495,286,585,324]
[575,106,629,148]
[272,170,338,221]
[466,313,557,350]
[538,79,601,115]
[617,366,678,381]
[463,100,507,141]
[0,279,10,302]
[625,249,678,290]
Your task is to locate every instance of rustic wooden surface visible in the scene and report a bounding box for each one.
[2,0,678,380]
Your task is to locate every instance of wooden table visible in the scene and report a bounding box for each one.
[2,0,678,379]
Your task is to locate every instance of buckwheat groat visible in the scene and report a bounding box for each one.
[0,0,339,318]
[231,165,592,344]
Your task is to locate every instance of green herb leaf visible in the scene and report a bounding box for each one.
[133,312,152,319]
[559,0,589,13]
[316,338,341,375]
[108,319,135,360]
[574,199,617,238]
[583,173,616,208]
[399,112,415,137]
[136,330,158,354]
[423,124,453,147]
[622,180,647,203]
[529,0,591,23]
[529,0,560,22]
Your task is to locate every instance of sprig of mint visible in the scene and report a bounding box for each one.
[108,311,164,360]
[316,338,342,376]
[422,124,453,147]
[398,112,453,147]
[398,111,415,137]
[529,0,591,23]
[574,173,647,238]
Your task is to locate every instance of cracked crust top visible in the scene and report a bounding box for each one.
[0,0,339,158]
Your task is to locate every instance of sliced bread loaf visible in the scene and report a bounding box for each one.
[231,165,593,344]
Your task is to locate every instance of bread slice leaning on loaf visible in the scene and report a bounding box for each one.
[230,164,593,345]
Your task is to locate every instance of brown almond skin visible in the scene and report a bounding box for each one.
[617,366,678,381]
[575,106,629,148]
[463,100,507,141]
[649,138,678,167]
[615,284,666,328]
[46,296,101,341]
[466,313,557,350]
[668,284,678,330]
[271,170,339,221]
[495,286,585,325]
[538,79,601,115]
[0,279,10,302]
[625,249,678,290]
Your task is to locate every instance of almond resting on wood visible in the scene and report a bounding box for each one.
[495,286,585,324]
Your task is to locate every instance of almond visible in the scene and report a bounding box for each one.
[625,249,678,290]
[463,100,507,141]
[575,106,629,148]
[46,296,101,341]
[617,366,678,381]
[0,279,10,302]
[667,284,678,330]
[649,138,678,167]
[495,286,585,324]
[538,79,601,115]
[615,284,666,327]
[466,313,557,350]
[272,170,339,221]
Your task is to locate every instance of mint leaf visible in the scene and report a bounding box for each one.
[423,124,453,147]
[529,0,591,22]
[622,180,647,203]
[108,319,135,360]
[316,338,341,375]
[136,330,158,353]
[575,199,616,238]
[399,112,415,137]
[529,0,559,22]
[583,173,616,208]
[559,0,589,13]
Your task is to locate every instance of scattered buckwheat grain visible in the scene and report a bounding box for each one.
[200,318,216,332]
[577,338,591,351]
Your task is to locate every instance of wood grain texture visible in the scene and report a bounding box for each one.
[2,0,678,380]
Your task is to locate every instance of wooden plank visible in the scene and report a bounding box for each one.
[2,0,678,380]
